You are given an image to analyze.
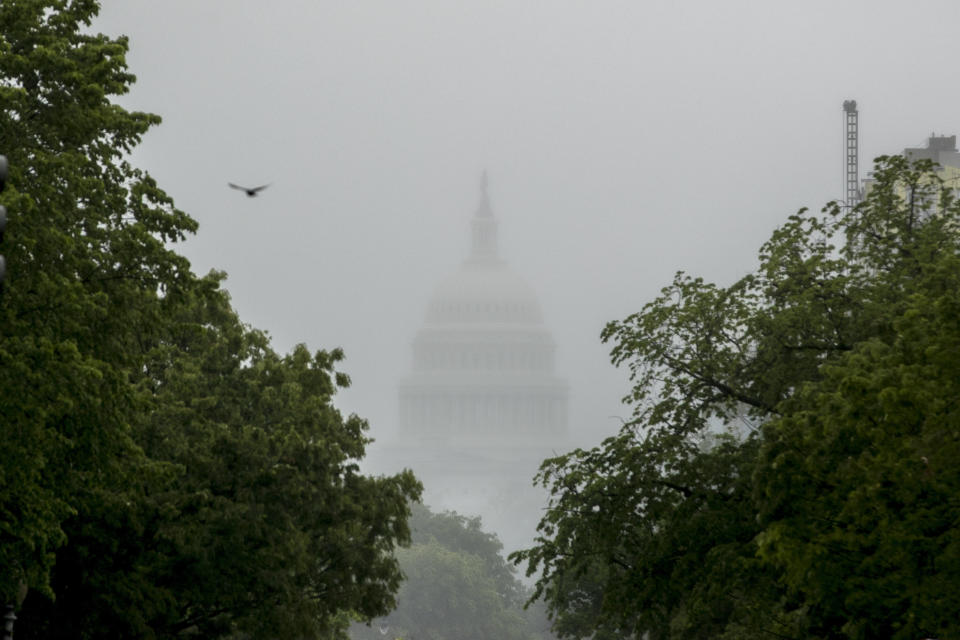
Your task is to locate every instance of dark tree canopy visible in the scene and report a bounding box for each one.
[0,2,420,638]
[512,156,960,640]
[1,0,188,602]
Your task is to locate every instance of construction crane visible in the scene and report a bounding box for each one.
[843,100,861,206]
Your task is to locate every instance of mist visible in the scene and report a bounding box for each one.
[92,0,960,550]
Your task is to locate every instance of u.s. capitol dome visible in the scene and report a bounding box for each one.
[391,175,569,553]
[399,175,568,446]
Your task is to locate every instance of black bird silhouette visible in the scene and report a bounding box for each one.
[228,182,270,197]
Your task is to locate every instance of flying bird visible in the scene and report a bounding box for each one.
[228,182,270,197]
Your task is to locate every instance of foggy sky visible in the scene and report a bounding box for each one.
[93,0,960,452]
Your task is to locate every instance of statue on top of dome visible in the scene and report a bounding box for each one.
[476,170,493,218]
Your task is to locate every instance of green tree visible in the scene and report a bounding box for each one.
[0,0,194,602]
[1,2,421,638]
[18,273,421,639]
[515,429,784,640]
[755,229,960,640]
[512,155,960,639]
[353,504,549,640]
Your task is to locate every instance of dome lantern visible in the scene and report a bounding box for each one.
[470,171,499,261]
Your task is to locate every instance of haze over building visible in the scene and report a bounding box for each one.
[858,130,960,200]
[904,134,960,169]
[367,175,569,553]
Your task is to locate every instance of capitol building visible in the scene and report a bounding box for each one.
[375,175,569,553]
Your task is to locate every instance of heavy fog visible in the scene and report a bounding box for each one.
[93,0,960,548]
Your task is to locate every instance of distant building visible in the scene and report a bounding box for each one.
[863,134,960,199]
[904,134,960,170]
[398,174,568,448]
[373,174,569,553]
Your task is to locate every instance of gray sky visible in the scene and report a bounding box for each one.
[94,0,960,451]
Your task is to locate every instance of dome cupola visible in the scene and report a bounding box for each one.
[470,170,498,260]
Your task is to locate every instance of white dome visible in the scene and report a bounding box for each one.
[390,175,569,555]
[424,259,544,325]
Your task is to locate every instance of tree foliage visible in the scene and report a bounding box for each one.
[1,2,420,638]
[1,0,189,602]
[513,156,960,639]
[352,504,551,640]
[755,224,960,639]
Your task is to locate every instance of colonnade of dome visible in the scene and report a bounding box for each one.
[400,388,567,437]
